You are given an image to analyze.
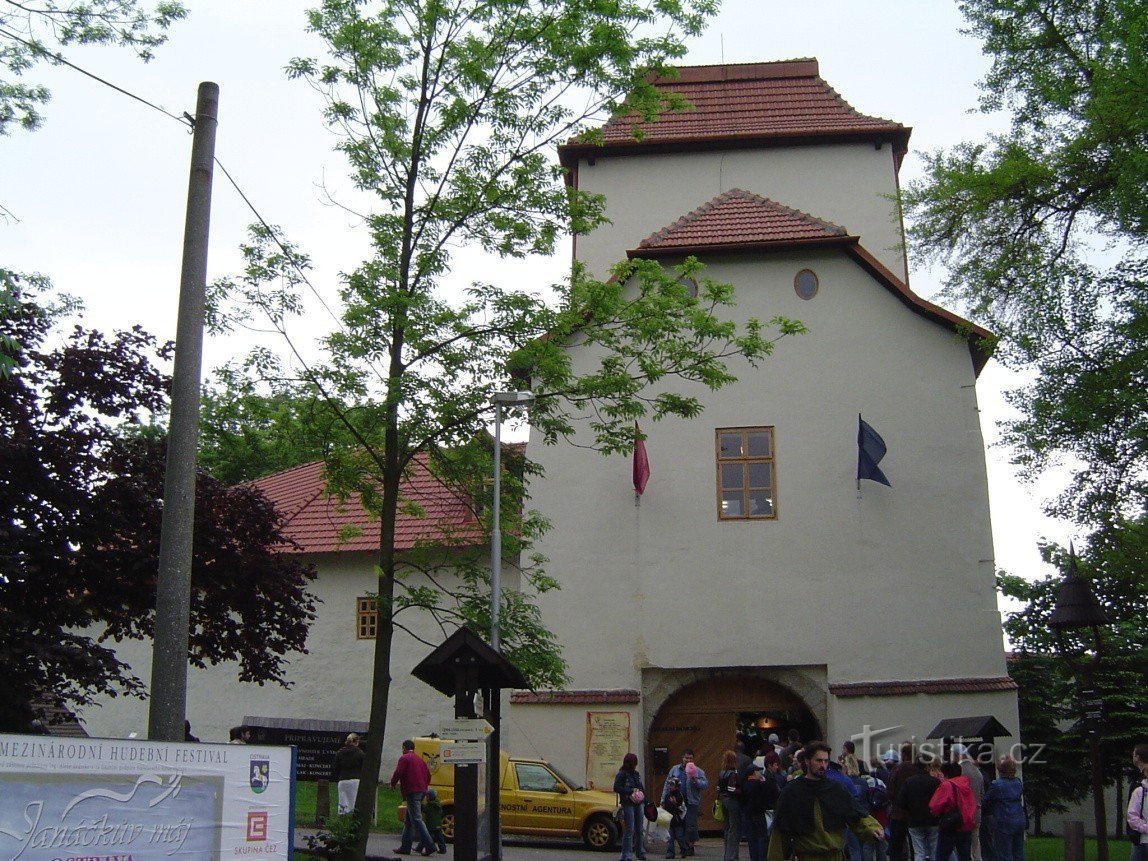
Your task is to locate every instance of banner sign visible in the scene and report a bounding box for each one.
[0,734,295,861]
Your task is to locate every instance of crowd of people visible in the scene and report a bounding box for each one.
[613,733,1148,861]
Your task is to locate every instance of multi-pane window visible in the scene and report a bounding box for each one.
[356,597,378,639]
[716,427,776,520]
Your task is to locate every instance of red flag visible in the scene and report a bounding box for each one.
[633,422,650,495]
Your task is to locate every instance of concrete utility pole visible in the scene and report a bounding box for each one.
[147,82,218,742]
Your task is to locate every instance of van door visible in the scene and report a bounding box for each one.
[507,761,577,834]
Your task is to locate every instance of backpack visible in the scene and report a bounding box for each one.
[865,776,890,812]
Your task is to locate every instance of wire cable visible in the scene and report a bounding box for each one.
[0,25,191,128]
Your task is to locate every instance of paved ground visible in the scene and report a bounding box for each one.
[299,830,726,861]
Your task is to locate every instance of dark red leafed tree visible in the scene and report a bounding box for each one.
[0,274,317,732]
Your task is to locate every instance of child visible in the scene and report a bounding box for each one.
[661,777,689,859]
[418,789,447,855]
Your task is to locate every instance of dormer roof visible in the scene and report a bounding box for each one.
[559,59,910,172]
[626,190,995,375]
[632,188,852,256]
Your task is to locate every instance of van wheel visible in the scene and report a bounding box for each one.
[440,807,454,843]
[582,814,618,851]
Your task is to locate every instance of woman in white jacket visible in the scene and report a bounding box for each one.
[1128,744,1148,861]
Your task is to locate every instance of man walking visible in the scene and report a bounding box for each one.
[768,741,884,861]
[391,739,434,856]
[331,732,364,815]
[661,749,708,856]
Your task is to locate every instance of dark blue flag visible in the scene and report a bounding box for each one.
[857,415,891,487]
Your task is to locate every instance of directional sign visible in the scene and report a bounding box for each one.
[440,742,487,765]
[440,718,495,740]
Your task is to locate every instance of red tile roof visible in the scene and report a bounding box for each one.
[633,188,849,255]
[829,677,1018,698]
[560,59,910,168]
[250,456,483,555]
[510,690,641,705]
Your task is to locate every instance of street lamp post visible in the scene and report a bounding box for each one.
[489,390,535,651]
[487,389,534,861]
[1049,548,1111,861]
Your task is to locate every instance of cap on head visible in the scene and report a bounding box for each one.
[768,733,780,744]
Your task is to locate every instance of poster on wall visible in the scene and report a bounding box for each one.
[0,734,295,861]
[584,712,630,791]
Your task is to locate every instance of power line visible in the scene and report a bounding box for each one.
[1,24,347,333]
[2,25,393,385]
[0,25,190,128]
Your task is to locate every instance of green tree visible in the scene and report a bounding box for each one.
[0,0,187,135]
[999,528,1148,832]
[0,278,318,732]
[198,363,358,484]
[1005,651,1085,832]
[903,0,1148,529]
[210,2,802,856]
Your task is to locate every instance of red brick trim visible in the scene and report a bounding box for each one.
[830,677,1018,698]
[510,690,641,705]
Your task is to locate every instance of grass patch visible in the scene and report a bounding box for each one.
[1025,836,1132,860]
[293,781,404,832]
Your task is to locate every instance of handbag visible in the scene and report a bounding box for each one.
[644,801,659,822]
[938,807,962,833]
[712,798,724,822]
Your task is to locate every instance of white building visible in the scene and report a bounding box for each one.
[79,61,1018,808]
[510,59,1018,821]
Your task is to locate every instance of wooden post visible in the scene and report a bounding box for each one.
[316,779,331,824]
[1063,820,1085,861]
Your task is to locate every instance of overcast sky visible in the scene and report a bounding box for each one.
[1,0,1077,590]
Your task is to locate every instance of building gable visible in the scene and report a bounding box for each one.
[627,188,994,374]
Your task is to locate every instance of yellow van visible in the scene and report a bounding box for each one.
[399,738,620,850]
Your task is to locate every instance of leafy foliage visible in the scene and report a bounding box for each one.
[0,277,317,731]
[198,363,358,484]
[0,0,187,134]
[998,523,1148,820]
[208,2,802,857]
[903,0,1148,527]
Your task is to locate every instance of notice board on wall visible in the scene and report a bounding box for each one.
[585,711,630,791]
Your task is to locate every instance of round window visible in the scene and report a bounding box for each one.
[794,269,819,300]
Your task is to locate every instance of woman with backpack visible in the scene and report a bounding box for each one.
[982,755,1026,861]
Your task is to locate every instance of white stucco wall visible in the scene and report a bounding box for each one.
[526,247,1002,685]
[79,551,501,774]
[515,240,1016,758]
[574,142,907,282]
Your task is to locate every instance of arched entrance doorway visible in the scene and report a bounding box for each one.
[646,675,819,831]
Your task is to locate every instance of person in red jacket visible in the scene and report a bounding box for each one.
[391,739,434,856]
[929,761,977,861]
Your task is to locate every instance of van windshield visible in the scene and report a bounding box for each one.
[548,763,584,791]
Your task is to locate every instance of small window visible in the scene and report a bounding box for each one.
[357,597,378,639]
[794,269,819,300]
[716,427,777,520]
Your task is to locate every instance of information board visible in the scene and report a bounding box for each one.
[585,711,630,791]
[0,733,295,861]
